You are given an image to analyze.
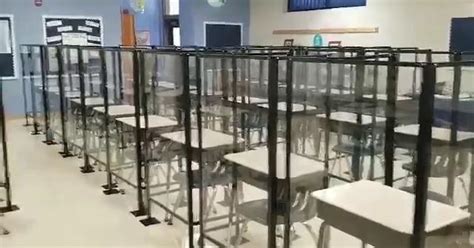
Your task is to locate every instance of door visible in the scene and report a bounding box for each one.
[164,16,180,46]
[450,17,474,60]
[121,9,136,46]
[205,23,242,47]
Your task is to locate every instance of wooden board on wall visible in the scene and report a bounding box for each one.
[273,27,379,35]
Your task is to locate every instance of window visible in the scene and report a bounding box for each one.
[173,27,181,46]
[166,0,179,15]
[288,0,366,12]
[0,15,16,79]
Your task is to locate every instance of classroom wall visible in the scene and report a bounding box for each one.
[250,0,474,94]
[250,0,474,50]
[2,0,121,116]
[180,0,250,46]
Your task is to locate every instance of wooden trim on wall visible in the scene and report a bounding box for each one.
[273,27,379,35]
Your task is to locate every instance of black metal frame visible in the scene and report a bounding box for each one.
[0,75,19,214]
[16,44,474,248]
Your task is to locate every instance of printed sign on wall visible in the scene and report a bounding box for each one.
[43,16,103,46]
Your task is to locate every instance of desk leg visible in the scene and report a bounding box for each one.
[351,130,364,181]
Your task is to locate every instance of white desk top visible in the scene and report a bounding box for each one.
[315,88,352,95]
[70,97,114,106]
[435,94,472,100]
[395,124,474,142]
[229,96,268,104]
[52,91,91,98]
[316,111,386,125]
[93,105,136,117]
[116,115,178,129]
[155,89,184,97]
[224,144,325,179]
[312,180,470,234]
[191,90,223,96]
[363,94,412,101]
[161,129,244,149]
[257,102,317,112]
[156,81,196,90]
[46,86,75,93]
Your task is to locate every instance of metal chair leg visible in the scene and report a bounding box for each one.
[204,187,218,222]
[317,222,330,248]
[0,213,8,235]
[233,219,249,247]
[457,176,469,200]
[164,161,172,223]
[167,180,185,224]
[302,223,319,248]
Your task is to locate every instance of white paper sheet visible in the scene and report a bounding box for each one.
[46,20,62,27]
[46,35,62,43]
[85,20,100,28]
[78,26,92,33]
[57,25,73,32]
[62,33,88,45]
[87,35,101,42]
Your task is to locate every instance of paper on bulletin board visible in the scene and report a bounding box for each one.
[62,32,88,46]
[0,20,12,54]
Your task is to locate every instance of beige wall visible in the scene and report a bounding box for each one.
[250,0,474,50]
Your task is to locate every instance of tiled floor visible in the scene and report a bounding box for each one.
[1,119,185,248]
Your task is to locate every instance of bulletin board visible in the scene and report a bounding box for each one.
[0,15,17,80]
[42,15,103,46]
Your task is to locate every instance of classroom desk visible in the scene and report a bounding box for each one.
[395,124,474,149]
[434,94,472,100]
[161,128,244,151]
[257,102,318,113]
[314,88,352,95]
[156,81,197,90]
[312,180,470,248]
[316,111,386,127]
[316,112,387,181]
[93,105,136,118]
[224,144,325,191]
[229,96,268,104]
[116,115,179,130]
[70,97,115,107]
[363,94,412,101]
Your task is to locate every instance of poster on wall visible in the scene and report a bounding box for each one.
[43,15,103,46]
[0,15,17,80]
